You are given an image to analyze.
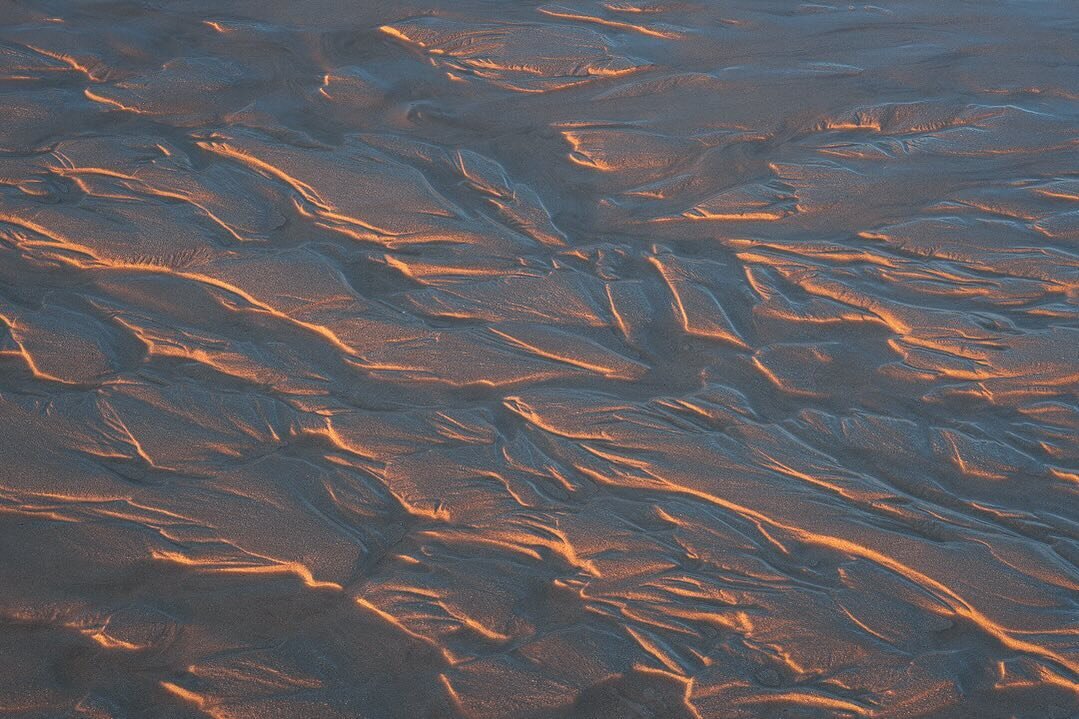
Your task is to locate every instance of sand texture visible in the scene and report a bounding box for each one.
[0,1,1077,717]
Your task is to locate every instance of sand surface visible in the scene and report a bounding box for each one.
[1,1,1077,717]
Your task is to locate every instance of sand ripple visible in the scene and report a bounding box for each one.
[0,0,1076,717]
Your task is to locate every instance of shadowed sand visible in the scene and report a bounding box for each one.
[0,0,1077,717]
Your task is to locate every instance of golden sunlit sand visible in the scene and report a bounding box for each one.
[0,0,1076,717]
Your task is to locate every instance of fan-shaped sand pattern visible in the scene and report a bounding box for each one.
[0,1,1076,717]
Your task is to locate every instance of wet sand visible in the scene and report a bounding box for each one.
[1,1,1077,717]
